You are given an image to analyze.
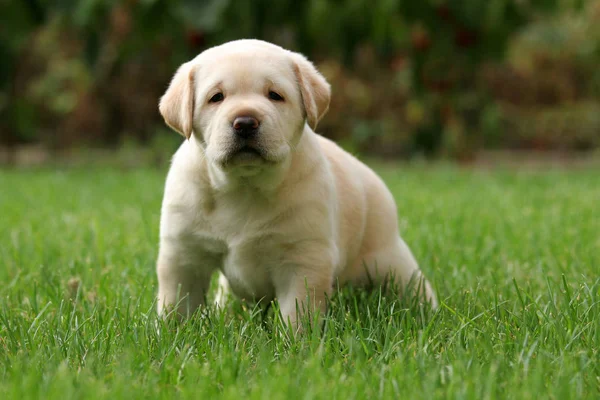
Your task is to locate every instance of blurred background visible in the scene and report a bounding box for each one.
[2,0,600,166]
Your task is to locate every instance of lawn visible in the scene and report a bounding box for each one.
[0,164,598,399]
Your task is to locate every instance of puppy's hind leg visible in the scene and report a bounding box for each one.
[361,237,438,309]
[214,272,232,309]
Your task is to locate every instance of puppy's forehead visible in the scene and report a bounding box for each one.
[199,39,290,60]
[195,47,296,89]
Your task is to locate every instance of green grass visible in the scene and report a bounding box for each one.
[1,164,598,399]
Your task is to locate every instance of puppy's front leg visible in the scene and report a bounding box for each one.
[273,245,336,332]
[156,239,218,318]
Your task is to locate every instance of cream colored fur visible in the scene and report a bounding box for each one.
[157,39,437,330]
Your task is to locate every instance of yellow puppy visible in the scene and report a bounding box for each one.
[157,39,437,329]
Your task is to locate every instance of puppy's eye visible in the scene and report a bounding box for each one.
[268,91,284,101]
[209,93,224,103]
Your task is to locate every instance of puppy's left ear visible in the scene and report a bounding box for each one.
[159,62,196,139]
[292,54,331,131]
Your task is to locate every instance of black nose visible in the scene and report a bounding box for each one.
[233,116,259,139]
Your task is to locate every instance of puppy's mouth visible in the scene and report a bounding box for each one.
[237,146,262,156]
[221,144,273,167]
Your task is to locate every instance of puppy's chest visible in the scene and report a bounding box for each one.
[221,241,278,301]
[199,201,284,300]
[204,196,275,240]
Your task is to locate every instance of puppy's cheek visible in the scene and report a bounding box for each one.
[263,127,288,151]
[193,128,208,148]
[204,144,222,164]
[199,123,222,149]
[278,115,304,145]
[281,107,305,138]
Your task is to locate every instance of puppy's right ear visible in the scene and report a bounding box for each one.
[159,62,196,139]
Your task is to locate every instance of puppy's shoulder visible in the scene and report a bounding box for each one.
[166,140,207,183]
[163,140,212,208]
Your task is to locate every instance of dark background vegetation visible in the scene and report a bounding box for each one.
[2,0,600,161]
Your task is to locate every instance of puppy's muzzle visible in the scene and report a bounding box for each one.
[233,116,260,139]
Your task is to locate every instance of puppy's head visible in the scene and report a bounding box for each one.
[159,40,330,172]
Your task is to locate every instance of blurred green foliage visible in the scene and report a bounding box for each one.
[1,0,598,158]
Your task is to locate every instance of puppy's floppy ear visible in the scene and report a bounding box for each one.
[292,54,331,131]
[159,62,196,139]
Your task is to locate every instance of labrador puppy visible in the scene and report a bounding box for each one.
[157,39,437,329]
